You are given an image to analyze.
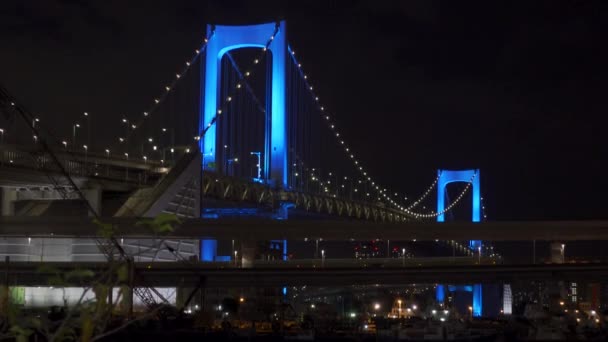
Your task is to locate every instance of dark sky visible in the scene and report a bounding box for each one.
[1,0,608,221]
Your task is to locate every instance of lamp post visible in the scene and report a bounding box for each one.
[72,123,80,149]
[0,128,4,144]
[321,249,325,268]
[227,157,239,176]
[124,153,129,181]
[561,244,565,263]
[83,145,88,172]
[105,149,110,176]
[223,145,229,174]
[234,250,238,267]
[250,151,262,179]
[402,248,406,267]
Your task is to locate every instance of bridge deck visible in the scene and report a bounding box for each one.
[5,261,608,287]
[0,217,607,241]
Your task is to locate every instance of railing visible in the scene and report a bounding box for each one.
[202,171,417,222]
[0,143,170,185]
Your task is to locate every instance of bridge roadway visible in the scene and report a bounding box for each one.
[1,217,608,241]
[4,261,608,287]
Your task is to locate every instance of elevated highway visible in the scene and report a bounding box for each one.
[5,261,608,287]
[1,217,607,241]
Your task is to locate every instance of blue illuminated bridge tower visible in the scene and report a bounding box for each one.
[199,21,288,261]
[435,169,483,317]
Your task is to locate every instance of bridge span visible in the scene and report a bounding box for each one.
[1,217,607,241]
[5,261,608,287]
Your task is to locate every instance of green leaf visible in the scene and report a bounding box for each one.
[136,213,180,235]
[9,325,32,342]
[93,218,116,238]
[116,263,129,282]
[65,269,95,282]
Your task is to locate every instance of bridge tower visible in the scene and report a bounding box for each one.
[436,169,483,317]
[200,21,288,188]
[199,21,288,261]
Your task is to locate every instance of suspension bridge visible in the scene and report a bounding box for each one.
[0,21,589,317]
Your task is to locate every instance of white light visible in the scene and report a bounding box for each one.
[165,86,170,91]
[143,112,149,116]
[154,99,159,104]
[176,74,181,79]
[186,62,191,66]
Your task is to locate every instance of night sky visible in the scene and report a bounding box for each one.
[2,1,608,221]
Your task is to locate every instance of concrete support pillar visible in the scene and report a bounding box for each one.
[1,188,17,216]
[550,242,565,264]
[241,240,257,268]
[83,186,102,217]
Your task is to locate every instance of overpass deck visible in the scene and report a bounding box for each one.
[0,217,607,241]
[4,261,608,287]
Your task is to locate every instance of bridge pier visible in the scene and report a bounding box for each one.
[241,240,257,268]
[1,188,16,216]
[83,186,102,217]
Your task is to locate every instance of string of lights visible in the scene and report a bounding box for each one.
[405,172,441,210]
[287,45,472,218]
[196,26,280,148]
[416,171,477,219]
[104,30,217,159]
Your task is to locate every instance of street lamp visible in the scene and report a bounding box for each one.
[561,244,565,263]
[0,128,4,144]
[72,123,80,148]
[402,248,406,266]
[250,151,262,179]
[227,157,239,176]
[478,246,482,264]
[234,250,238,267]
[83,145,88,170]
[321,249,325,267]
